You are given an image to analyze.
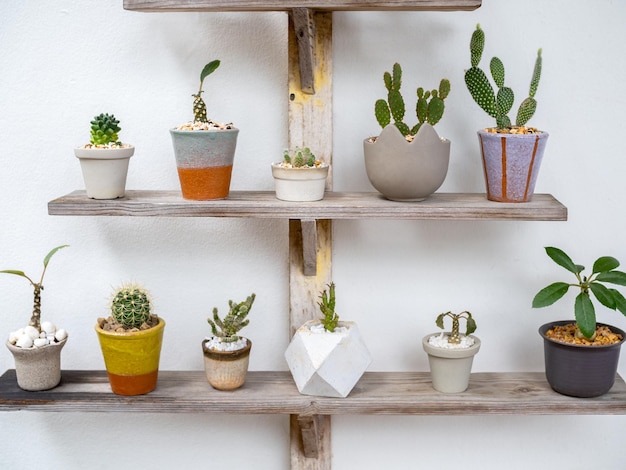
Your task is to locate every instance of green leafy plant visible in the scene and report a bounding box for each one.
[90,113,122,146]
[208,293,255,342]
[110,283,152,329]
[0,245,69,332]
[192,60,221,123]
[375,62,450,137]
[464,24,542,129]
[435,311,477,344]
[532,247,626,339]
[318,283,339,332]
[283,146,317,168]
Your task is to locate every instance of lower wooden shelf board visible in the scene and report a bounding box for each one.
[1,370,624,415]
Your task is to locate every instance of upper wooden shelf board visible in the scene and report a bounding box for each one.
[48,191,567,221]
[1,370,624,415]
[123,0,482,13]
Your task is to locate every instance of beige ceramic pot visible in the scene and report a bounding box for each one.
[271,163,329,201]
[6,337,68,391]
[74,146,134,199]
[422,333,481,393]
[202,338,252,391]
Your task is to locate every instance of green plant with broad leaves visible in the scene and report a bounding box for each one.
[208,293,255,343]
[0,245,69,332]
[192,60,221,123]
[532,247,626,339]
[464,24,542,129]
[436,311,477,344]
[318,283,339,332]
[375,62,450,137]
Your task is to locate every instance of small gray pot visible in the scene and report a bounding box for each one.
[422,334,481,393]
[6,337,68,391]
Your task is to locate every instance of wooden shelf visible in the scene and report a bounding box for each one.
[123,0,482,13]
[48,190,567,221]
[2,370,624,415]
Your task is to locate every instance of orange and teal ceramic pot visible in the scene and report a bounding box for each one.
[95,318,165,396]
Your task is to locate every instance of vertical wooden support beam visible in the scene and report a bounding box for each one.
[288,9,333,470]
[292,8,316,94]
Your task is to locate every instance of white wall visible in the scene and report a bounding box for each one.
[1,0,624,468]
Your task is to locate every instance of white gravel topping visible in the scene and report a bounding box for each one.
[204,336,248,351]
[428,332,475,349]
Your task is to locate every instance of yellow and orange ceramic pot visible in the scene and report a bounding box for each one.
[95,318,165,396]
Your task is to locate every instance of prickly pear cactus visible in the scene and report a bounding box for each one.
[208,293,255,342]
[464,24,542,129]
[90,113,121,146]
[193,60,221,123]
[110,284,152,329]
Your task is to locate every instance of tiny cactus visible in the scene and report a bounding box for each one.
[90,113,122,146]
[318,283,339,332]
[435,311,477,345]
[208,293,255,342]
[283,146,317,168]
[464,24,542,129]
[110,283,152,329]
[192,60,220,123]
[375,63,450,137]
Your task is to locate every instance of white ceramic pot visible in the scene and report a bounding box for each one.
[271,163,329,202]
[6,337,68,391]
[285,320,371,398]
[422,333,481,393]
[74,146,134,199]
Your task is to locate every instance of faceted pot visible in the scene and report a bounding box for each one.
[271,163,329,202]
[202,338,252,391]
[6,337,68,391]
[539,320,624,398]
[285,320,372,398]
[478,129,549,202]
[74,146,135,199]
[363,123,450,202]
[422,334,481,393]
[170,128,239,200]
[95,318,165,396]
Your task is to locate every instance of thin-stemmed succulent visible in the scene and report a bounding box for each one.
[110,283,153,329]
[435,311,477,344]
[0,245,69,333]
[464,24,542,130]
[532,247,626,340]
[375,62,450,137]
[208,293,255,343]
[89,113,123,146]
[318,283,339,332]
[282,146,319,168]
[192,60,220,123]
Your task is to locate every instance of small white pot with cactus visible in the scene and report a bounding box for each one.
[285,283,372,398]
[75,113,134,200]
[95,283,165,396]
[202,293,255,391]
[271,146,329,202]
[3,245,69,391]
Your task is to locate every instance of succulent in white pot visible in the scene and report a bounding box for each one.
[271,146,329,202]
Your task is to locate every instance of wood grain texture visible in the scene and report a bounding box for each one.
[124,0,481,12]
[2,370,625,415]
[48,191,568,221]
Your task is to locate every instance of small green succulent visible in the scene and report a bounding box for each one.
[208,293,255,343]
[192,60,220,123]
[435,311,477,345]
[90,113,122,146]
[283,146,317,168]
[318,283,339,332]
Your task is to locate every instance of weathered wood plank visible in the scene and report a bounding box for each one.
[124,0,481,12]
[2,370,625,415]
[48,191,568,221]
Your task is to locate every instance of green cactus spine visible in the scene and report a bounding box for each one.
[208,293,255,342]
[318,283,339,333]
[90,113,121,146]
[192,60,220,123]
[110,284,152,329]
[375,63,449,137]
[464,24,542,129]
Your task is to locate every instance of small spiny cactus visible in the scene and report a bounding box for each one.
[283,146,317,168]
[208,293,255,342]
[464,24,542,129]
[192,60,220,123]
[90,113,122,146]
[110,283,152,329]
[319,283,339,332]
[435,311,477,345]
[375,63,450,137]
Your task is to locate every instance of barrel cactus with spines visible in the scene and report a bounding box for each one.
[464,24,543,129]
[375,63,450,137]
[90,113,122,146]
[192,60,221,123]
[111,283,152,329]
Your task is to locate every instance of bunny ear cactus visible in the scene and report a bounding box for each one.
[436,311,477,345]
[208,293,255,343]
[464,24,542,129]
[532,247,626,340]
[375,63,450,137]
[110,284,152,329]
[192,60,221,123]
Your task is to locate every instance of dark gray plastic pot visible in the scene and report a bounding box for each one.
[539,320,624,398]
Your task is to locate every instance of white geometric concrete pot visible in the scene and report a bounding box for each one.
[6,337,68,391]
[285,320,372,398]
[271,163,329,202]
[422,333,481,393]
[74,146,134,199]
